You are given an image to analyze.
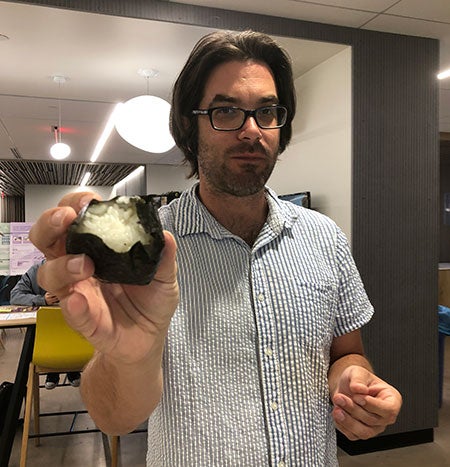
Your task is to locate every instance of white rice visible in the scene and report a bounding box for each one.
[76,197,149,253]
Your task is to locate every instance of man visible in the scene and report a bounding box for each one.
[10,259,81,389]
[10,258,59,308]
[30,30,401,465]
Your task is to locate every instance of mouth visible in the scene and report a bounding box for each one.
[232,153,266,161]
[228,144,268,161]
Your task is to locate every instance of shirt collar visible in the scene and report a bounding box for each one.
[174,183,298,239]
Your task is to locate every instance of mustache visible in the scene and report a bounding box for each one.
[227,141,269,157]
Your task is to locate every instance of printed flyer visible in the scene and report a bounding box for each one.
[9,222,44,275]
[0,223,10,274]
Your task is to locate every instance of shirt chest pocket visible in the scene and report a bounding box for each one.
[281,279,337,351]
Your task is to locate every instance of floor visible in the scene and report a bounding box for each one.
[2,328,450,466]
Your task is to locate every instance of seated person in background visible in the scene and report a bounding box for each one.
[10,258,59,307]
[10,258,81,390]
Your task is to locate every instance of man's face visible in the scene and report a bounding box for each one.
[196,60,281,197]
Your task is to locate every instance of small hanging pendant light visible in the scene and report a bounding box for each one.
[50,75,71,160]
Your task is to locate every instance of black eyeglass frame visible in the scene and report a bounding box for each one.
[191,104,288,131]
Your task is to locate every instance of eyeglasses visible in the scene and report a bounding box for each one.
[192,105,288,131]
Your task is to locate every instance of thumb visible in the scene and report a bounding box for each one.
[153,231,177,284]
[347,366,373,395]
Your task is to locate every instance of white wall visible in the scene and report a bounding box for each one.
[112,167,146,197]
[146,164,196,195]
[268,47,352,241]
[25,184,114,222]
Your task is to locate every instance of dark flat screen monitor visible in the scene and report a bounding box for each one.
[279,191,311,209]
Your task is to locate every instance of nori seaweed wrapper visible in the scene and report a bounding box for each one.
[66,195,165,285]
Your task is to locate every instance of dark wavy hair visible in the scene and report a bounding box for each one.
[170,30,296,178]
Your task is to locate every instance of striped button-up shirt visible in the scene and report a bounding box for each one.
[148,184,374,466]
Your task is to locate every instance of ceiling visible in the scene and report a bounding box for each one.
[0,0,449,196]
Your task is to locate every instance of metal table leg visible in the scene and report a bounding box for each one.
[0,325,35,467]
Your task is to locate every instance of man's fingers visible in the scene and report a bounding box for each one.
[332,407,385,441]
[332,387,401,442]
[57,191,102,209]
[29,191,101,258]
[29,206,75,258]
[37,254,95,297]
[355,394,401,425]
[333,394,381,427]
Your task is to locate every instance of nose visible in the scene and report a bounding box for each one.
[238,115,262,142]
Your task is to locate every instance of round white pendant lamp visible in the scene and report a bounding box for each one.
[50,141,71,160]
[115,95,175,154]
[114,69,175,154]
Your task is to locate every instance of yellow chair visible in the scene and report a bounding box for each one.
[19,307,118,467]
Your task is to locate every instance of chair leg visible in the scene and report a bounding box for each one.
[19,363,35,467]
[33,371,40,446]
[111,435,119,467]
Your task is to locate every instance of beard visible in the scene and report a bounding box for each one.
[198,139,278,197]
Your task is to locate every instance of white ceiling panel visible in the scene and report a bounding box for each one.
[363,12,450,41]
[0,3,215,100]
[288,0,401,13]
[387,0,450,23]
[173,0,377,28]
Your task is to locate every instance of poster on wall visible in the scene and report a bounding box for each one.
[9,223,44,275]
[0,223,10,274]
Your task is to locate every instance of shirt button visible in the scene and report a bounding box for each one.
[258,293,264,302]
[265,347,273,357]
[270,401,278,411]
[278,462,286,467]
